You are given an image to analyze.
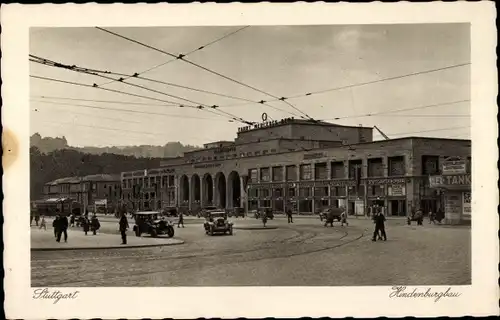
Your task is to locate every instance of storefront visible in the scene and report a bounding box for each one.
[429,173,471,224]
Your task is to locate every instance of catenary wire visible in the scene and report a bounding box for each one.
[98,26,250,87]
[33,106,144,124]
[30,56,255,124]
[219,62,471,108]
[32,95,178,107]
[319,99,470,121]
[384,125,471,136]
[31,99,233,122]
[95,27,310,119]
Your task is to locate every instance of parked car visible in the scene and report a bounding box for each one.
[133,211,175,238]
[161,207,178,217]
[254,207,274,220]
[319,207,343,222]
[227,207,245,218]
[199,206,221,218]
[204,211,233,236]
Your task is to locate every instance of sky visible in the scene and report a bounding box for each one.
[29,24,471,147]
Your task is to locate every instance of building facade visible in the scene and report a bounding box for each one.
[120,118,472,220]
[43,174,121,211]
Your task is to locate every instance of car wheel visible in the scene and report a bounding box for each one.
[150,229,158,238]
[167,227,174,238]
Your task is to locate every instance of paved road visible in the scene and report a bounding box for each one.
[31,216,470,287]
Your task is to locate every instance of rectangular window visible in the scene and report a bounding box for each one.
[288,187,296,197]
[272,166,284,181]
[248,188,258,198]
[260,168,270,182]
[259,188,270,198]
[162,176,167,187]
[249,169,258,183]
[331,186,346,197]
[368,158,384,177]
[348,160,363,179]
[314,162,328,180]
[314,186,329,197]
[286,165,297,181]
[330,161,345,179]
[300,164,312,180]
[299,187,312,197]
[421,155,440,175]
[388,156,406,176]
[273,188,283,197]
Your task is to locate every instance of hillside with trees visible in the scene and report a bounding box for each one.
[29,132,201,200]
[30,133,200,157]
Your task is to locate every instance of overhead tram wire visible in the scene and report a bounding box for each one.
[319,99,470,121]
[219,62,472,108]
[32,96,178,107]
[30,55,255,125]
[32,106,145,124]
[34,58,283,111]
[95,27,310,119]
[31,99,232,122]
[384,125,471,137]
[98,26,251,87]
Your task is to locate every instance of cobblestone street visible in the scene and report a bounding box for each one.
[31,216,470,287]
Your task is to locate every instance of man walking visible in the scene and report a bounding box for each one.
[372,211,387,242]
[57,215,69,243]
[177,211,185,228]
[119,213,129,245]
[91,215,101,235]
[286,208,293,224]
[53,215,60,239]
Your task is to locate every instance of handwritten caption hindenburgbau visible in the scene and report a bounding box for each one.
[33,288,79,304]
[389,286,461,302]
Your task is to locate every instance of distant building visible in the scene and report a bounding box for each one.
[43,174,121,212]
[120,118,472,223]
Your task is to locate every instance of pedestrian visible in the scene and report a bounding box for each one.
[30,215,34,226]
[39,215,47,230]
[119,213,129,245]
[341,210,348,227]
[324,210,334,227]
[35,215,40,227]
[262,213,268,227]
[177,211,184,228]
[70,214,75,227]
[286,208,293,224]
[91,215,101,235]
[57,215,69,243]
[82,216,90,235]
[429,210,435,224]
[53,215,60,239]
[372,211,387,242]
[416,209,423,226]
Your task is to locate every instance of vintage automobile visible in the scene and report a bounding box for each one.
[199,206,221,218]
[133,211,175,238]
[227,207,245,218]
[161,207,179,217]
[204,211,233,236]
[319,207,343,222]
[253,207,274,220]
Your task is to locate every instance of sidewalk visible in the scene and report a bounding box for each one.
[31,227,184,251]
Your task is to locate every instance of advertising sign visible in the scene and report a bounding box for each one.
[442,157,467,175]
[388,184,405,196]
[429,174,471,188]
[463,192,471,216]
[444,194,461,214]
[355,200,364,216]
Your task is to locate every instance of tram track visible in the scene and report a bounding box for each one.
[35,227,367,287]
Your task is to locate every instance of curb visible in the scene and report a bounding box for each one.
[234,226,278,230]
[31,239,185,252]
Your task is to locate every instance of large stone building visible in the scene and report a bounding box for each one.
[120,118,472,222]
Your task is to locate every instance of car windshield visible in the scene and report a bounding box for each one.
[210,212,225,218]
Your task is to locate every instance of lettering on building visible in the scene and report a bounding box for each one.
[303,152,327,160]
[442,157,467,175]
[148,168,175,175]
[429,174,471,187]
[366,178,406,185]
[214,146,236,154]
[193,163,222,169]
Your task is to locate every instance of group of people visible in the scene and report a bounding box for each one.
[48,213,102,243]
